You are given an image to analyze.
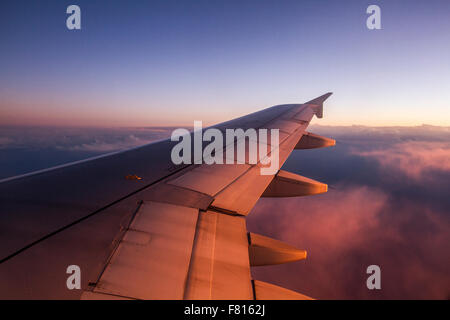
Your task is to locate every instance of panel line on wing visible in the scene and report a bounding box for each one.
[0,163,192,264]
[86,200,144,289]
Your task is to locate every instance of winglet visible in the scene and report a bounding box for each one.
[305,92,333,118]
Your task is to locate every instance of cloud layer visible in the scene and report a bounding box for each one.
[248,186,450,299]
[351,140,450,180]
[1,124,449,299]
[0,126,177,179]
[247,125,450,299]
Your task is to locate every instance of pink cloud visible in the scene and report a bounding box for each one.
[247,185,450,299]
[351,141,450,180]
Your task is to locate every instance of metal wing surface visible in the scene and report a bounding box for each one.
[0,93,334,299]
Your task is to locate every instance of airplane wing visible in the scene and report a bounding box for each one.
[0,93,335,299]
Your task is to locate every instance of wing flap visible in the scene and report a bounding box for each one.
[253,280,313,300]
[184,211,253,300]
[83,201,199,300]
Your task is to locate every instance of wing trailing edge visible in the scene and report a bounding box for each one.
[253,280,314,300]
[251,94,334,299]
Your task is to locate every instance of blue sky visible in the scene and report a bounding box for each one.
[1,0,449,126]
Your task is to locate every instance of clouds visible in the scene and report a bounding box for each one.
[62,134,156,152]
[0,126,176,151]
[351,140,450,181]
[0,124,449,298]
[248,185,450,299]
[0,126,177,179]
[0,136,14,147]
[247,125,450,299]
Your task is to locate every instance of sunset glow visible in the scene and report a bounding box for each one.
[1,0,450,127]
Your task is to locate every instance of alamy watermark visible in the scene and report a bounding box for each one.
[366,5,381,30]
[366,265,381,290]
[66,5,81,30]
[170,121,280,175]
[66,265,81,290]
[65,4,381,31]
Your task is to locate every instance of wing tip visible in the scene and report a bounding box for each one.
[305,92,333,118]
[305,92,333,105]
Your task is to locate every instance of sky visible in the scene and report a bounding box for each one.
[1,0,450,127]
